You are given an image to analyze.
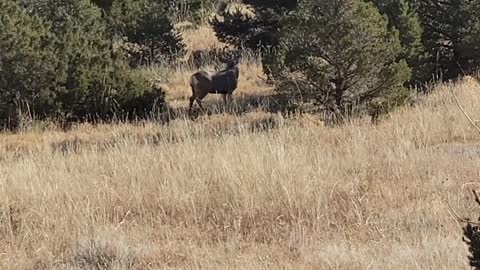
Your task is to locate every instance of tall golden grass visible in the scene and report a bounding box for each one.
[1,24,480,269]
[0,77,479,269]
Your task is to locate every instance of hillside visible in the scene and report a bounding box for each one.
[0,73,479,269]
[2,0,480,268]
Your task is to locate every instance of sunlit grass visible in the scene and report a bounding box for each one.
[1,22,479,269]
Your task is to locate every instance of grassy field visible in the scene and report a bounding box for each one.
[1,27,480,269]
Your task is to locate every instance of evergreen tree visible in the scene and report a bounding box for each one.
[413,0,480,79]
[30,0,118,117]
[93,0,185,65]
[123,0,185,65]
[211,0,297,82]
[0,0,58,129]
[17,0,166,121]
[268,0,411,122]
[211,0,297,50]
[372,0,429,83]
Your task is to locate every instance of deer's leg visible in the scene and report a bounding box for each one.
[189,85,197,113]
[196,92,208,112]
[222,94,228,106]
[196,98,205,111]
[189,96,196,112]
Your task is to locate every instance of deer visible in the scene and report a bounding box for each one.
[188,52,240,113]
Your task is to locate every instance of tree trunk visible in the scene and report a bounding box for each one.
[150,40,155,65]
[332,78,347,121]
[8,102,23,131]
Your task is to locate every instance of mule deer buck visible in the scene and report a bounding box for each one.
[189,52,240,112]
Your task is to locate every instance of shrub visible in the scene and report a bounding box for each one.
[267,0,412,122]
[2,0,166,126]
[106,61,166,119]
[0,0,58,129]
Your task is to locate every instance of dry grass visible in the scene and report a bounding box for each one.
[180,25,226,53]
[2,25,480,269]
[0,77,480,269]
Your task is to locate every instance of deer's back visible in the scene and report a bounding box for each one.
[190,71,213,91]
[211,67,239,94]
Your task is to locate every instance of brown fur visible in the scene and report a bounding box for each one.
[189,63,240,112]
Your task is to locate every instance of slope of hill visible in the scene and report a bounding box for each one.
[1,25,480,269]
[0,76,479,269]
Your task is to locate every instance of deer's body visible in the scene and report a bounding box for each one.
[189,58,240,112]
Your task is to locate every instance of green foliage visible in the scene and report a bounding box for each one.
[372,0,429,83]
[93,0,185,65]
[211,0,296,49]
[211,0,297,85]
[413,0,480,79]
[0,0,58,129]
[104,61,166,118]
[0,0,166,128]
[123,0,185,65]
[267,0,411,122]
[45,0,166,118]
[25,0,126,118]
[91,0,113,11]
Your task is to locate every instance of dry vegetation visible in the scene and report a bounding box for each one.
[1,26,480,270]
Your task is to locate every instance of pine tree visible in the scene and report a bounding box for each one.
[268,0,411,122]
[413,0,480,79]
[372,0,429,83]
[19,0,166,120]
[123,0,185,65]
[211,0,297,49]
[93,0,185,65]
[31,0,117,117]
[0,0,58,129]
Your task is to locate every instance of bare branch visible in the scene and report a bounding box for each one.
[449,86,480,136]
[447,196,480,226]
